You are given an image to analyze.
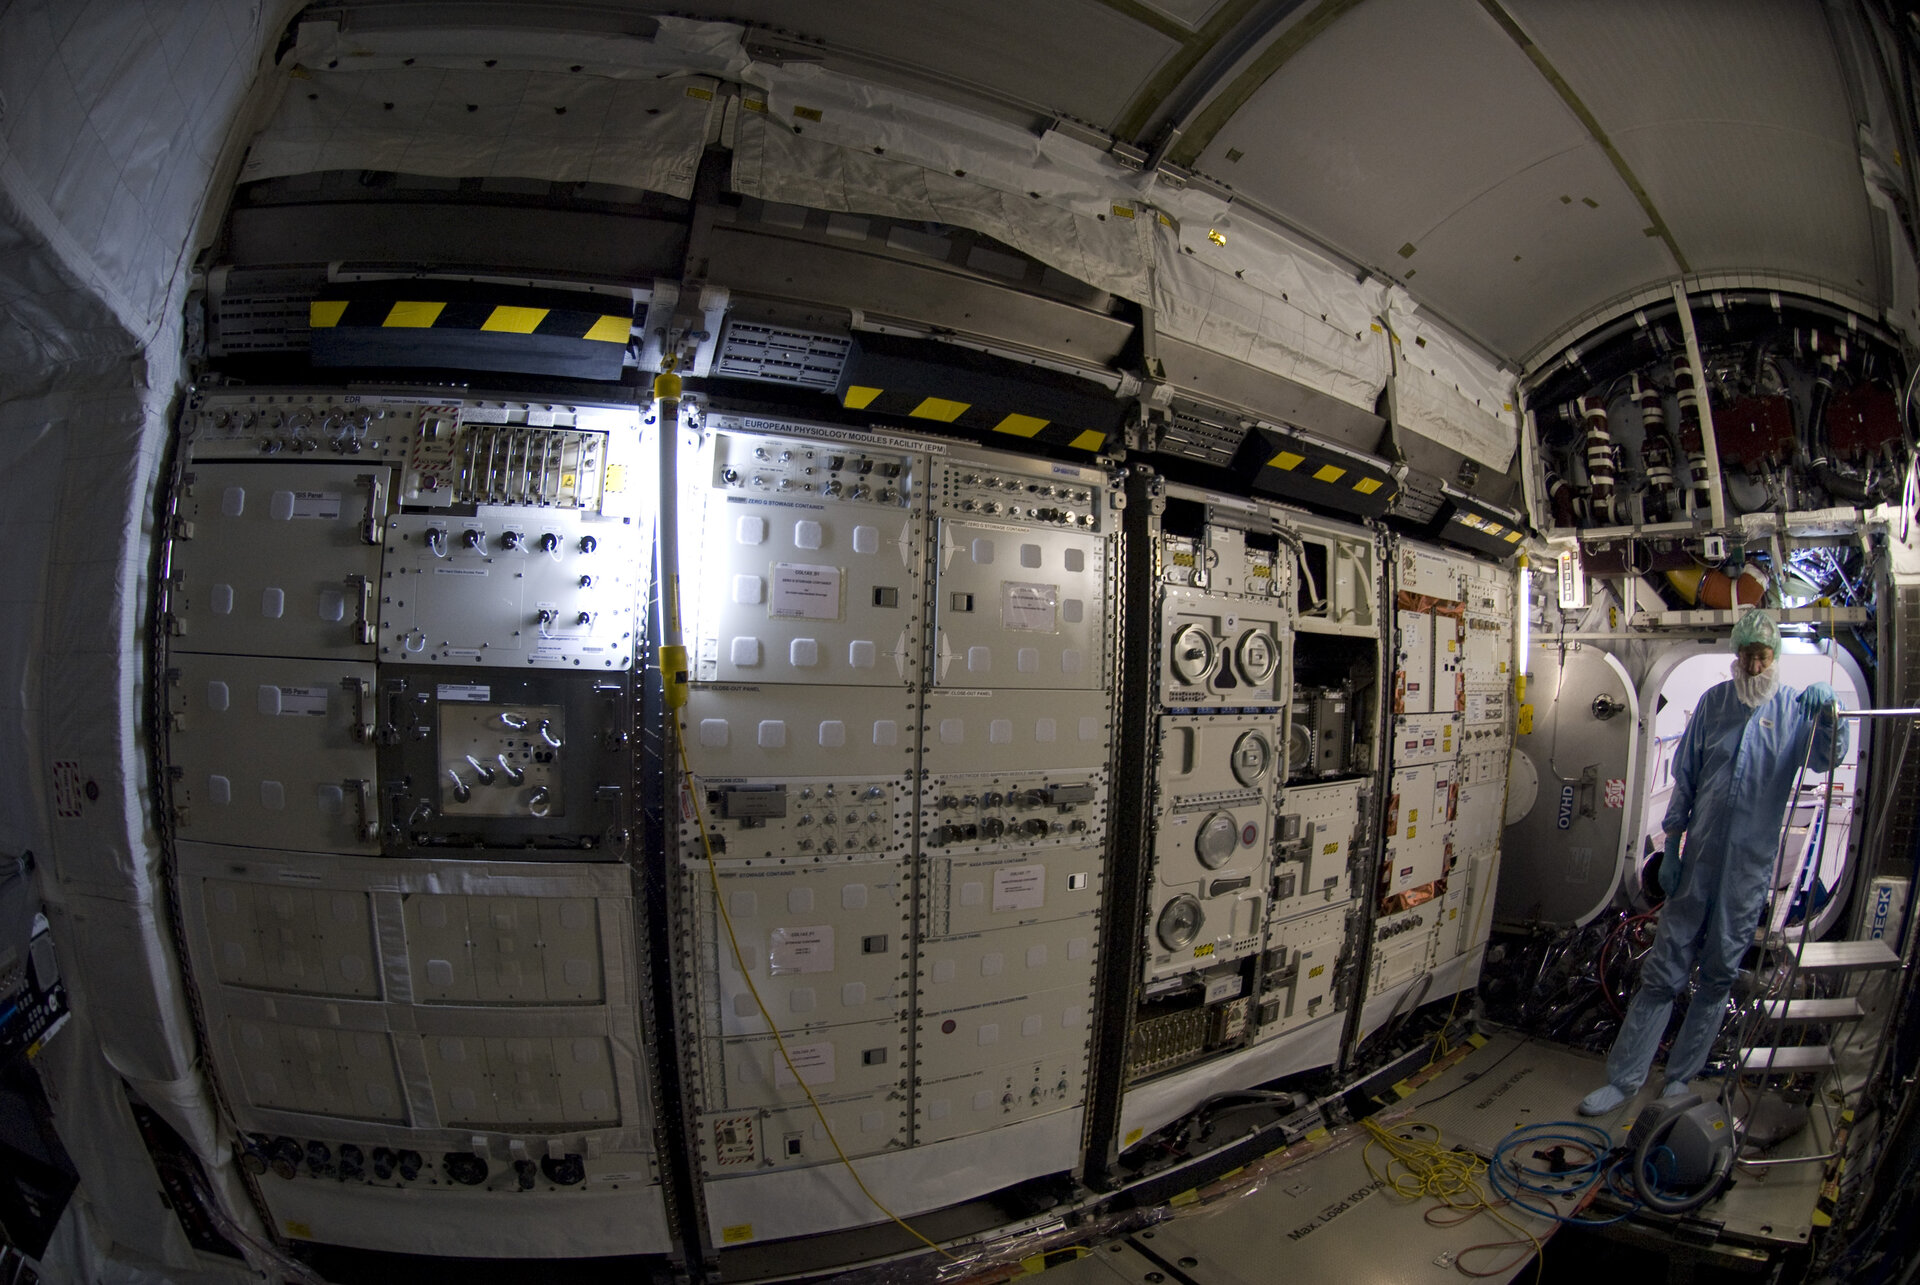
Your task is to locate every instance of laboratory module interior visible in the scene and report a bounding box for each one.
[3,3,1920,1283]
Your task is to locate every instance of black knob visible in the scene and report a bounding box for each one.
[238,1136,269,1175]
[579,535,597,553]
[513,1159,538,1191]
[396,1149,423,1181]
[268,1137,301,1179]
[443,1152,489,1186]
[539,532,560,553]
[337,1143,365,1179]
[304,1140,333,1176]
[462,529,485,550]
[541,1153,587,1186]
[1023,818,1049,837]
[371,1146,396,1180]
[501,531,524,551]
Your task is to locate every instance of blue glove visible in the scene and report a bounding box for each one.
[1798,682,1838,725]
[1660,831,1683,898]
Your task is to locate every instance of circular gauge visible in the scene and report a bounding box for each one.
[1505,749,1541,825]
[1231,730,1274,786]
[1156,895,1205,952]
[1235,629,1279,686]
[1287,723,1314,778]
[1195,810,1240,869]
[1169,624,1216,685]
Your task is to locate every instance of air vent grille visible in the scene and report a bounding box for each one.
[1159,403,1249,466]
[714,320,851,389]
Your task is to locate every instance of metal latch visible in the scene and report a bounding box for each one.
[346,778,378,842]
[360,472,387,545]
[341,675,373,743]
[347,574,375,644]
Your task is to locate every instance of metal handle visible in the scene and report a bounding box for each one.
[341,676,373,743]
[347,778,378,842]
[348,574,375,644]
[360,472,387,545]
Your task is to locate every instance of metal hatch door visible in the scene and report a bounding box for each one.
[1496,643,1639,928]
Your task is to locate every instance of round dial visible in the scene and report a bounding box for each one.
[1195,810,1240,869]
[1231,730,1274,786]
[1169,624,1217,686]
[1156,894,1205,952]
[1235,629,1279,686]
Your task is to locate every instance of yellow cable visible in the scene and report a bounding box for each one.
[674,723,958,1261]
[1361,1118,1547,1285]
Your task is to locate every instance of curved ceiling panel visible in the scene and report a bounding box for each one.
[658,0,1183,128]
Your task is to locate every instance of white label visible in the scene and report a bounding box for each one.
[437,684,492,703]
[277,685,329,716]
[769,563,842,620]
[772,1041,836,1088]
[769,925,835,975]
[1204,973,1243,1004]
[434,566,490,577]
[992,865,1046,913]
[290,491,342,519]
[1001,582,1058,633]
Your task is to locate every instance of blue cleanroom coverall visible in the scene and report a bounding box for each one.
[1604,680,1849,1095]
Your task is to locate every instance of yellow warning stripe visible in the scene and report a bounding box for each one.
[384,300,445,328]
[583,314,631,343]
[481,305,549,334]
[842,385,884,410]
[910,396,971,422]
[309,300,348,329]
[994,412,1050,438]
[1269,450,1305,470]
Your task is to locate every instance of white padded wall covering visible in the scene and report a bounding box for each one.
[730,61,1156,304]
[1149,183,1392,414]
[0,2,298,1278]
[239,19,734,198]
[0,1,276,393]
[1383,286,1520,473]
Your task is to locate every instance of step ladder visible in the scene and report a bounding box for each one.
[1719,707,1916,1168]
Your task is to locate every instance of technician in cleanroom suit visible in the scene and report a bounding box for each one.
[1579,611,1847,1115]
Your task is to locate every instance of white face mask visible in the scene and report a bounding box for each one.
[1731,657,1779,708]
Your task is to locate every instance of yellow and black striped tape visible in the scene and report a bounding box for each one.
[1236,424,1398,518]
[833,334,1126,456]
[309,297,630,344]
[840,384,1109,453]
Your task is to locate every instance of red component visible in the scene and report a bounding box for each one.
[1715,395,1795,469]
[1825,382,1904,461]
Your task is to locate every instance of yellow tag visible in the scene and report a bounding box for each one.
[793,105,823,122]
[1124,1127,1144,1146]
[685,86,715,101]
[1111,204,1136,219]
[1712,1119,1726,1130]
[1157,212,1175,227]
[1407,825,1417,838]
[1323,841,1339,855]
[722,1224,755,1244]
[743,98,767,113]
[1193,943,1215,958]
[1170,1189,1200,1207]
[1309,964,1325,979]
[285,1222,314,1239]
[1306,1127,1329,1141]
[562,471,577,489]
[604,464,626,492]
[1409,809,1419,823]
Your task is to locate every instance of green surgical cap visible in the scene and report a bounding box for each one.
[1731,610,1779,652]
